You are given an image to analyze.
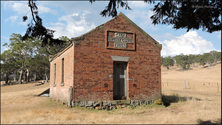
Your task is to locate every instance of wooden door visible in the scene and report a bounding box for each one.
[113,61,127,100]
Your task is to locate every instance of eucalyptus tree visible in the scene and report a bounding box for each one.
[187,54,195,68]
[43,36,71,56]
[174,53,190,71]
[193,54,202,67]
[210,50,221,64]
[199,52,214,68]
[27,36,70,82]
[0,50,20,85]
[3,33,34,84]
[40,36,70,82]
[162,56,174,71]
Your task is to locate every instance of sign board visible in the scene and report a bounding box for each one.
[114,43,127,48]
[105,30,135,50]
[114,32,126,37]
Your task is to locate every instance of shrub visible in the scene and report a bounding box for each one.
[154,99,163,105]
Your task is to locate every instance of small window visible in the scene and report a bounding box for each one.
[61,58,64,84]
[54,63,56,85]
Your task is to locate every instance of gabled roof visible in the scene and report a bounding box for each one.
[71,12,159,45]
[50,12,162,62]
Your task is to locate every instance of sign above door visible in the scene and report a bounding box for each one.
[105,30,136,50]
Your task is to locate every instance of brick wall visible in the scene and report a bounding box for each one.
[72,14,161,101]
[50,43,74,102]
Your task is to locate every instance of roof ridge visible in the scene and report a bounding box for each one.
[118,12,158,44]
[71,12,159,45]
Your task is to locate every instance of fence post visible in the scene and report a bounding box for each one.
[184,81,186,89]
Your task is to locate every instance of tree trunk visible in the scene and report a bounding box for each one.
[23,70,27,84]
[19,70,23,84]
[26,69,29,82]
[34,73,36,82]
[215,58,218,64]
[208,63,211,69]
[13,71,16,82]
[180,64,184,71]
[45,74,48,83]
[5,73,9,85]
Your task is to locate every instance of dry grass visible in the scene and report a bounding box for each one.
[1,62,221,124]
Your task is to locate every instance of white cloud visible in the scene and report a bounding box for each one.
[2,1,58,27]
[152,33,176,40]
[11,2,30,14]
[5,16,18,23]
[161,31,216,57]
[126,10,157,30]
[167,25,172,28]
[37,4,58,15]
[128,1,149,8]
[2,1,57,15]
[47,11,96,39]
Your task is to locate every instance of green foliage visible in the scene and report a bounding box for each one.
[199,53,214,67]
[41,36,71,56]
[1,49,20,84]
[187,63,190,69]
[1,33,70,84]
[174,53,190,71]
[210,50,221,63]
[161,56,174,70]
[172,52,220,70]
[187,54,195,67]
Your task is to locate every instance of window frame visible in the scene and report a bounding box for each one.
[61,58,64,86]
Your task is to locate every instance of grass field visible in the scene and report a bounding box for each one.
[1,62,221,124]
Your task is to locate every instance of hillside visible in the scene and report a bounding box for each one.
[161,62,221,83]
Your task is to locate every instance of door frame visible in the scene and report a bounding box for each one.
[113,61,128,100]
[111,55,130,100]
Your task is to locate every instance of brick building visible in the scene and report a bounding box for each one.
[49,12,162,107]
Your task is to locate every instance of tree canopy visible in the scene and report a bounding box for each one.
[22,0,221,46]
[1,33,71,85]
[161,51,221,71]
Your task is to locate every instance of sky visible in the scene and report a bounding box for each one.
[1,1,221,57]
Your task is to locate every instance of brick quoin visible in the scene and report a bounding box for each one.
[49,12,162,103]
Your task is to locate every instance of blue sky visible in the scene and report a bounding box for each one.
[1,1,221,57]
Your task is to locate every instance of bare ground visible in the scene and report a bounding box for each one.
[1,62,221,124]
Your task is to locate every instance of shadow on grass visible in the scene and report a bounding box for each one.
[162,94,201,107]
[197,118,221,125]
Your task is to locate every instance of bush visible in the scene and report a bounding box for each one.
[154,99,163,105]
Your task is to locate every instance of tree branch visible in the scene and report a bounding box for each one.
[28,0,37,24]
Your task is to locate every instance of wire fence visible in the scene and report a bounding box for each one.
[161,80,221,92]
